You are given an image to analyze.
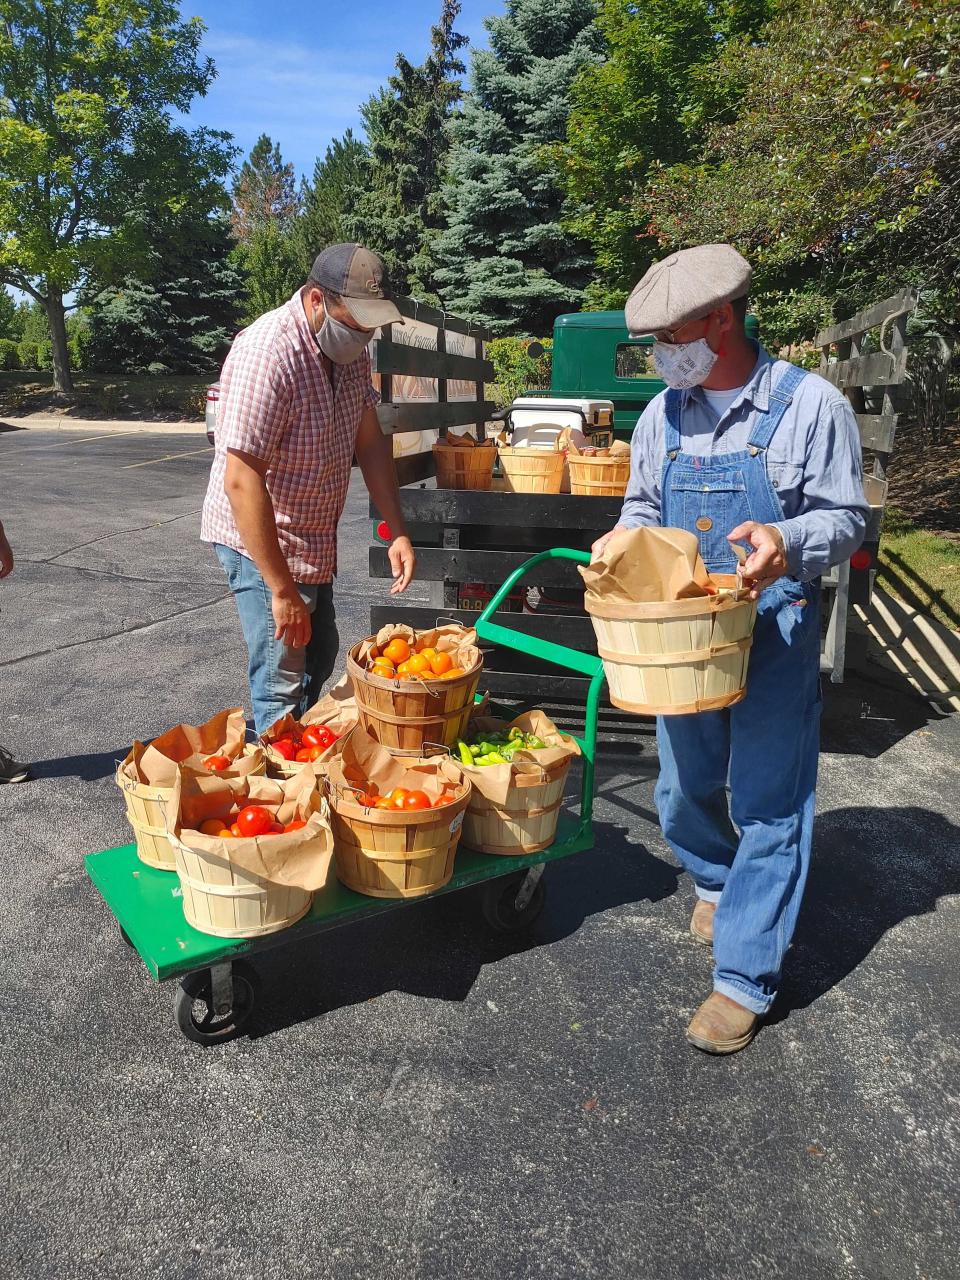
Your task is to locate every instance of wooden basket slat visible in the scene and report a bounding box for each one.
[433,444,496,491]
[567,455,631,498]
[170,834,314,938]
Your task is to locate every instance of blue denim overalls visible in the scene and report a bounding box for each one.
[654,364,822,1014]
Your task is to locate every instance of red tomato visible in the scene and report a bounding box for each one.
[270,822,285,834]
[356,791,378,808]
[402,790,431,811]
[236,805,273,838]
[301,725,327,750]
[314,726,335,749]
[271,739,297,760]
[284,819,307,832]
[203,755,230,772]
[295,748,314,762]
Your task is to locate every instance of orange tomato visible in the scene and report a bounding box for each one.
[402,790,431,811]
[441,667,464,680]
[406,653,430,675]
[373,796,394,809]
[395,660,413,678]
[230,823,242,837]
[203,754,231,772]
[199,818,229,836]
[220,828,237,837]
[383,637,411,665]
[371,660,395,679]
[418,646,438,662]
[429,651,453,676]
[356,791,378,808]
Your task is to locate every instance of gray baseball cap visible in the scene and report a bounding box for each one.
[625,244,752,337]
[309,243,404,328]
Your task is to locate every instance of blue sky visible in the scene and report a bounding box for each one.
[181,0,501,181]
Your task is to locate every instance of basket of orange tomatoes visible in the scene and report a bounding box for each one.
[325,732,471,899]
[346,623,483,755]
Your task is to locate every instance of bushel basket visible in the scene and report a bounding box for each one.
[433,441,495,491]
[497,446,565,494]
[586,574,758,715]
[116,767,176,870]
[567,453,631,498]
[462,756,571,856]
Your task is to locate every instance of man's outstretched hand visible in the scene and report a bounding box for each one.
[388,535,416,594]
[727,521,788,598]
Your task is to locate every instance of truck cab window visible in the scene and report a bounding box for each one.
[615,343,652,378]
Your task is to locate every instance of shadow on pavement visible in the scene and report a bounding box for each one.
[248,821,680,1041]
[30,746,129,781]
[772,805,960,1022]
[820,666,949,758]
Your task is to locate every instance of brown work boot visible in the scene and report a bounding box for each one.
[686,992,759,1055]
[690,899,716,945]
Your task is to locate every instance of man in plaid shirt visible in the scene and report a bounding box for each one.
[201,243,416,734]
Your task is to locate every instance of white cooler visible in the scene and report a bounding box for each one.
[504,397,614,450]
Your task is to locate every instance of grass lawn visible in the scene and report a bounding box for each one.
[878,507,960,632]
[0,371,208,421]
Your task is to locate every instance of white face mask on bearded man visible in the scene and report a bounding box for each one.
[651,337,719,390]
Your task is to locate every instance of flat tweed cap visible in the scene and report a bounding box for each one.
[625,244,752,336]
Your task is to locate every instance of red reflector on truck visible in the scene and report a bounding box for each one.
[851,550,873,571]
[376,521,392,542]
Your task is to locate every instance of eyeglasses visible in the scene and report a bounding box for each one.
[651,315,713,345]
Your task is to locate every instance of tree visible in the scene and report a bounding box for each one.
[0,287,16,338]
[350,0,467,299]
[0,0,235,392]
[231,133,300,243]
[644,0,960,320]
[295,130,368,263]
[559,0,772,309]
[85,212,243,373]
[234,221,305,324]
[434,0,604,335]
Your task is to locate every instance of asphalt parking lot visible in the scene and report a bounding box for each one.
[1,424,958,1280]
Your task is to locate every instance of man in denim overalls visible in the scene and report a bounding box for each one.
[594,245,869,1053]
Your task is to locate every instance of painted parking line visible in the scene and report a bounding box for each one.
[9,430,145,451]
[121,447,212,470]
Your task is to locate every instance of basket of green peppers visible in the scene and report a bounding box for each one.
[456,725,547,767]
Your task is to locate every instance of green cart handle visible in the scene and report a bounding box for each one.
[474,547,605,825]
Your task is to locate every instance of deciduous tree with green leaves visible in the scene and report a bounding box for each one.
[0,0,234,391]
[559,0,771,309]
[434,0,604,335]
[644,0,959,319]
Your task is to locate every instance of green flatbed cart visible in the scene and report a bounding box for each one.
[86,550,605,1045]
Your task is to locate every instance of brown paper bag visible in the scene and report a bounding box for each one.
[165,766,334,891]
[461,709,580,806]
[326,728,468,809]
[579,526,714,605]
[119,708,262,786]
[260,677,360,770]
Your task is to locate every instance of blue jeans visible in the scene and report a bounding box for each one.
[214,545,339,736]
[655,578,822,1014]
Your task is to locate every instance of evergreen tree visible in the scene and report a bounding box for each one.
[296,130,369,262]
[235,222,305,323]
[434,0,603,335]
[85,211,243,373]
[231,134,300,242]
[350,0,467,299]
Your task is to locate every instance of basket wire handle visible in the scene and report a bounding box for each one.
[420,741,453,757]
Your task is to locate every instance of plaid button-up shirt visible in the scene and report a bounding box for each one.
[201,291,379,583]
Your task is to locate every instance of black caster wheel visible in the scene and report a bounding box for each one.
[480,870,547,933]
[174,960,259,1045]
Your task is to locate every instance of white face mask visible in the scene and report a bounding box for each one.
[314,306,374,365]
[652,338,718,389]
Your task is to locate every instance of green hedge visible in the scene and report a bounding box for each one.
[0,339,20,370]
[487,337,553,408]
